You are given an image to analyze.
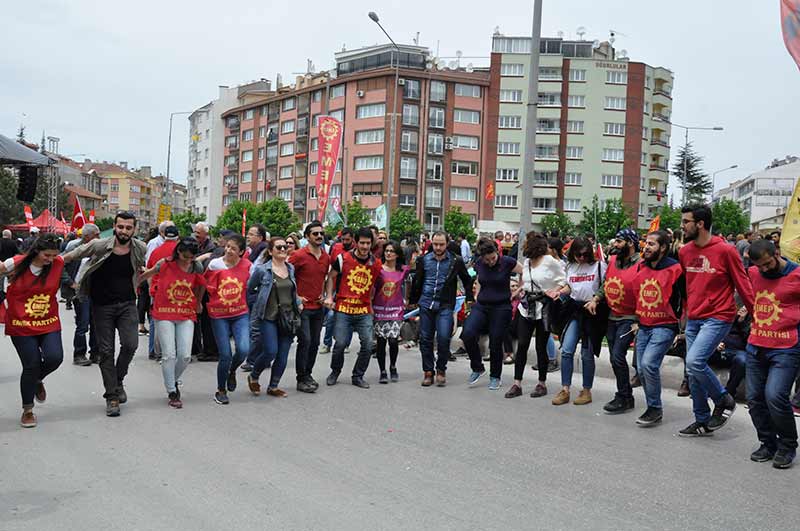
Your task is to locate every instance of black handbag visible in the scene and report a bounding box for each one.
[274,279,301,336]
[526,263,567,335]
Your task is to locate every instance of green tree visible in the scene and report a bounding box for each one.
[16,125,25,142]
[388,207,423,242]
[712,198,749,236]
[95,216,114,232]
[540,211,576,238]
[672,142,711,205]
[656,203,682,232]
[258,197,301,237]
[214,200,255,236]
[0,167,68,227]
[444,206,476,243]
[172,210,205,237]
[578,196,636,243]
[325,199,372,238]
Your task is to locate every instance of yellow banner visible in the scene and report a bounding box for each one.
[780,179,800,261]
[157,204,172,224]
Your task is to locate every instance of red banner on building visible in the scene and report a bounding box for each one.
[316,116,343,217]
[23,205,34,228]
[241,207,247,236]
[484,182,495,201]
[782,0,800,69]
[89,210,95,223]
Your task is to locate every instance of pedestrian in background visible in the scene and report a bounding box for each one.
[372,240,410,384]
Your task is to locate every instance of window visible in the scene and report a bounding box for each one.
[240,171,252,183]
[602,174,623,187]
[496,168,519,181]
[452,135,479,150]
[402,104,419,126]
[280,143,294,156]
[308,186,317,199]
[225,135,238,147]
[567,120,584,133]
[425,187,442,207]
[643,127,649,140]
[309,161,318,175]
[501,63,524,76]
[330,184,341,197]
[279,166,293,179]
[267,145,278,161]
[204,148,209,159]
[455,83,480,97]
[355,129,385,144]
[242,150,254,162]
[568,94,585,107]
[606,70,628,84]
[354,156,384,170]
[533,171,556,186]
[353,183,383,196]
[110,196,119,204]
[242,129,254,141]
[357,103,385,119]
[450,187,477,201]
[604,122,626,136]
[329,109,344,122]
[645,76,652,90]
[602,148,625,162]
[538,93,561,106]
[428,107,445,129]
[639,203,646,217]
[278,189,292,201]
[640,177,646,190]
[641,152,648,165]
[244,109,255,120]
[430,81,446,102]
[539,67,561,80]
[424,212,441,230]
[500,89,523,103]
[532,198,556,212]
[281,120,295,134]
[403,79,420,99]
[257,169,265,181]
[644,102,650,114]
[401,130,418,152]
[605,97,627,110]
[566,146,583,159]
[564,198,581,211]
[569,68,586,81]
[400,157,417,179]
[427,159,443,180]
[498,142,520,155]
[399,194,416,206]
[565,172,582,185]
[495,194,518,208]
[454,109,480,124]
[258,126,266,138]
[260,105,267,116]
[310,138,318,151]
[225,155,237,166]
[130,185,140,193]
[257,191,264,202]
[499,115,521,129]
[537,119,559,133]
[428,134,444,155]
[330,85,345,99]
[226,116,239,128]
[535,145,558,159]
[451,161,478,175]
[258,148,265,160]
[282,98,296,111]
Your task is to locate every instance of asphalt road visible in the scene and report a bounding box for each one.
[1,304,797,531]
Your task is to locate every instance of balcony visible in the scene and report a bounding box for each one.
[649,163,668,173]
[651,136,670,148]
[266,156,278,166]
[226,143,239,153]
[654,86,672,98]
[226,161,239,171]
[227,183,238,193]
[227,119,240,132]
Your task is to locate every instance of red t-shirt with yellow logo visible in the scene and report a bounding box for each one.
[747,263,800,349]
[151,260,206,322]
[4,255,64,336]
[204,258,251,319]
[333,251,382,315]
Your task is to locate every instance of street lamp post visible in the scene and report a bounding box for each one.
[668,121,723,205]
[710,164,738,202]
[368,11,399,232]
[520,0,543,245]
[166,111,192,210]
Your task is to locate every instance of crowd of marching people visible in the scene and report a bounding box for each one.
[2,204,800,470]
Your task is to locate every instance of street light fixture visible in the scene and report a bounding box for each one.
[368,11,399,232]
[165,111,192,209]
[710,164,738,202]
[668,121,724,205]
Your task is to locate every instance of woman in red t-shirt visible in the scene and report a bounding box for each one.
[0,234,64,428]
[141,238,205,408]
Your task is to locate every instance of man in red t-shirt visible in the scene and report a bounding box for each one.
[323,227,382,388]
[288,221,330,393]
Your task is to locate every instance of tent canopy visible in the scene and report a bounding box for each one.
[0,133,52,166]
[4,209,69,235]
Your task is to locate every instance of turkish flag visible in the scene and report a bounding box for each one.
[782,0,800,70]
[70,196,85,232]
[88,210,95,223]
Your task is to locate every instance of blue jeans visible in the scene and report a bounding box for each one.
[11,332,64,407]
[252,319,293,388]
[560,318,594,389]
[636,326,677,409]
[462,303,512,379]
[245,311,261,366]
[685,318,732,423]
[606,319,635,400]
[746,345,800,452]
[156,319,194,393]
[210,314,250,391]
[323,309,336,348]
[331,311,373,378]
[149,314,156,356]
[419,306,454,373]
[547,335,556,360]
[73,297,96,358]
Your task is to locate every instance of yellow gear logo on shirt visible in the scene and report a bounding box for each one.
[24,294,50,318]
[753,290,782,327]
[638,278,663,310]
[217,276,243,306]
[346,264,373,295]
[604,277,624,307]
[167,280,194,306]
[381,281,397,299]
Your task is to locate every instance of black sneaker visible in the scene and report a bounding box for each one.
[106,399,120,417]
[379,371,388,384]
[678,421,713,437]
[708,393,736,431]
[351,377,370,389]
[213,391,229,405]
[117,385,127,404]
[772,449,796,469]
[296,380,316,393]
[326,371,340,386]
[547,359,559,373]
[750,445,776,462]
[227,371,237,392]
[636,407,663,426]
[390,368,399,382]
[603,396,635,415]
[148,352,159,361]
[73,356,92,366]
[240,362,253,372]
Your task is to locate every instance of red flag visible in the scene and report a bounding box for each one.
[485,182,495,200]
[88,209,95,223]
[241,207,247,236]
[70,196,85,232]
[60,212,67,225]
[648,215,661,234]
[782,0,800,69]
[23,205,34,228]
[316,116,343,216]
[595,242,606,262]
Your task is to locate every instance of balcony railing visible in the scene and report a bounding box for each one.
[651,136,670,148]
[227,120,240,131]
[227,161,239,171]
[653,86,672,97]
[649,163,668,172]
[653,113,671,123]
[425,199,442,208]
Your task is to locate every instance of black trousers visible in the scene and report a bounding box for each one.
[92,301,139,400]
[514,316,550,382]
[295,307,325,381]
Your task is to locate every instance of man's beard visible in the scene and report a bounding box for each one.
[115,232,131,244]
[684,229,697,242]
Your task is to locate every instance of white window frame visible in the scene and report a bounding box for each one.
[565,172,583,186]
[606,70,628,84]
[499,115,522,129]
[452,135,479,150]
[535,145,558,160]
[538,92,561,107]
[454,109,480,124]
[605,96,627,110]
[602,174,624,187]
[564,198,581,212]
[498,142,521,155]
[281,120,295,134]
[282,98,296,111]
[569,68,586,81]
[567,120,584,133]
[355,129,385,144]
[538,67,562,80]
[604,122,626,136]
[496,168,519,182]
[400,156,417,179]
[532,197,556,212]
[533,171,557,186]
[402,104,420,126]
[278,189,292,201]
[602,148,625,162]
[428,107,445,128]
[454,83,480,98]
[329,85,345,99]
[244,109,255,120]
[279,166,293,179]
[356,103,386,119]
[449,187,477,202]
[241,150,254,162]
[500,63,524,77]
[242,129,254,141]
[495,194,518,208]
[568,94,585,108]
[279,143,294,157]
[240,171,253,183]
[499,89,523,103]
[566,146,583,159]
[354,156,384,171]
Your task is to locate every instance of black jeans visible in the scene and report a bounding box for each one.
[746,346,800,452]
[377,336,399,372]
[73,296,96,358]
[606,319,635,400]
[92,300,139,400]
[191,295,219,358]
[295,307,325,381]
[514,316,549,382]
[462,302,512,379]
[137,281,150,325]
[11,331,63,406]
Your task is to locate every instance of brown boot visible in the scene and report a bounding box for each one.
[421,371,434,387]
[20,409,36,428]
[573,388,593,405]
[435,370,446,387]
[552,389,570,405]
[677,380,691,397]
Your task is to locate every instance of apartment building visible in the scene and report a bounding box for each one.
[490,32,674,231]
[80,160,159,231]
[219,44,498,231]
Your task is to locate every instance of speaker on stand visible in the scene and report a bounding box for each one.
[16,166,39,202]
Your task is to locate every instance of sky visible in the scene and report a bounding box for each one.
[2,0,798,202]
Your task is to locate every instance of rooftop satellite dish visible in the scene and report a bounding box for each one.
[466,63,474,72]
[493,26,501,36]
[576,26,586,40]
[448,60,458,69]
[426,61,434,69]
[592,39,600,48]
[618,49,628,59]
[557,30,564,38]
